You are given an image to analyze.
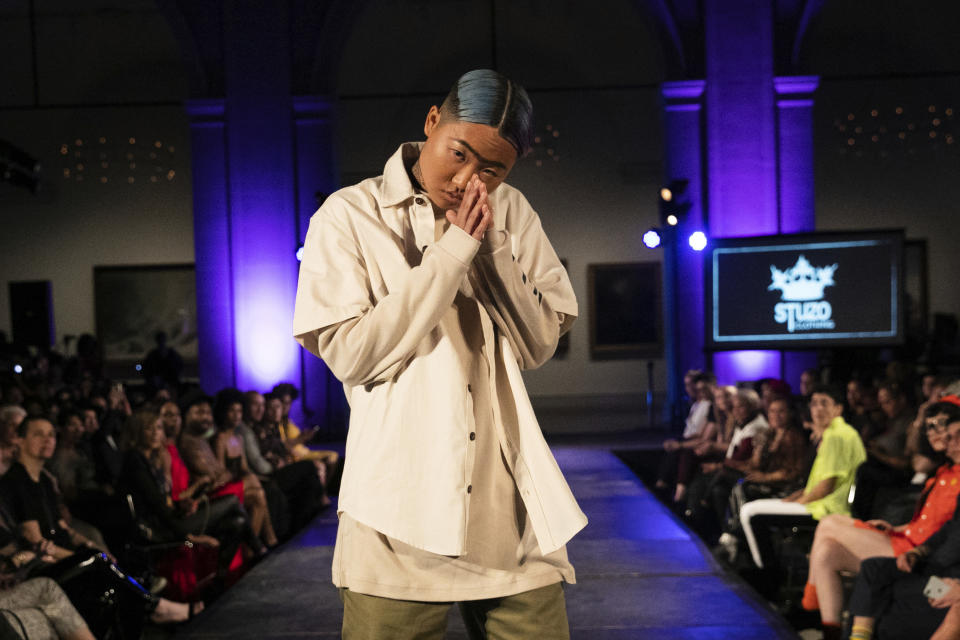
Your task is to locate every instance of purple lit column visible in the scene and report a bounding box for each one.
[705,0,781,385]
[222,2,300,394]
[293,96,345,433]
[775,76,819,233]
[186,99,236,392]
[776,76,820,386]
[661,80,706,416]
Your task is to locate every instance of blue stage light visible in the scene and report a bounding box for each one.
[643,229,662,249]
[135,363,142,372]
[13,364,23,374]
[296,245,305,262]
[688,231,707,251]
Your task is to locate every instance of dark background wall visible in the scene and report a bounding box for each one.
[1,0,958,411]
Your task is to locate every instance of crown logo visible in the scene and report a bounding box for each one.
[769,255,838,301]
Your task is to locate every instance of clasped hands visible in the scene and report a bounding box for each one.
[446,175,493,241]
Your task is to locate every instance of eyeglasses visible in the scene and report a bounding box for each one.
[926,417,950,433]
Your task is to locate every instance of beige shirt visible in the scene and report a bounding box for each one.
[293,143,587,584]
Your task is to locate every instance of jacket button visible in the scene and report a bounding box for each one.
[415,197,425,205]
[467,485,472,494]
[469,432,476,441]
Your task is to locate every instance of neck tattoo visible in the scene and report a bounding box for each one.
[411,161,425,191]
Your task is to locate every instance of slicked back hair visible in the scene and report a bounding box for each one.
[439,69,534,157]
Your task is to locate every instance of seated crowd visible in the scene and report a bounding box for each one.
[657,366,960,639]
[0,342,338,639]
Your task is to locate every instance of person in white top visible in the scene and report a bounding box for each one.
[293,69,586,639]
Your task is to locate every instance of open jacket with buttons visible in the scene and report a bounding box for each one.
[294,143,587,556]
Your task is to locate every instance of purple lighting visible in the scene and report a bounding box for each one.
[713,350,781,384]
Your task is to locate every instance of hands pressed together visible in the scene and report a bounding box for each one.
[446,175,493,241]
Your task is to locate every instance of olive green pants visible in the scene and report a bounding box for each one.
[340,582,570,640]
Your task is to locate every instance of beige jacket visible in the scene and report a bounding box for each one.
[293,143,586,556]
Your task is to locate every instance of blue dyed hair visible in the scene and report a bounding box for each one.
[440,69,534,157]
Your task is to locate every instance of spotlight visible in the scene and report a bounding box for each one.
[658,179,690,227]
[296,245,305,262]
[13,364,23,374]
[135,363,142,372]
[688,231,708,251]
[643,229,662,249]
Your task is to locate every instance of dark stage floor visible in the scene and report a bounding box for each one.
[174,435,798,639]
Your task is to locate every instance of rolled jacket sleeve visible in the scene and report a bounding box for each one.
[294,193,480,387]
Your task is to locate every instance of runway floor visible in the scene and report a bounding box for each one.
[174,442,798,639]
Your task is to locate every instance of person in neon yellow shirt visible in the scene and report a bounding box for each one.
[739,384,866,566]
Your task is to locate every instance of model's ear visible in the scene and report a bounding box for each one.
[424,105,442,137]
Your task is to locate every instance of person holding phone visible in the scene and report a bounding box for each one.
[845,412,960,640]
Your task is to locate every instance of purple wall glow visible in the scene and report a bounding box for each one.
[713,350,782,385]
[186,99,236,393]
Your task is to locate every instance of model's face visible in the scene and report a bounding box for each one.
[810,393,843,429]
[767,400,790,431]
[247,394,265,423]
[417,106,517,212]
[21,419,56,461]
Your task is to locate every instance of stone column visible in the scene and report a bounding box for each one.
[661,80,706,419]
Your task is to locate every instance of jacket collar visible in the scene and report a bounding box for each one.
[379,142,425,208]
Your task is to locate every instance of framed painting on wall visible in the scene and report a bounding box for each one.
[93,264,197,370]
[588,261,663,360]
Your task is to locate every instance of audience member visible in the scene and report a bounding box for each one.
[717,396,810,560]
[685,387,769,540]
[177,393,276,550]
[119,409,264,578]
[800,398,960,638]
[845,495,960,640]
[739,384,866,583]
[852,380,916,519]
[213,389,279,547]
[656,372,717,503]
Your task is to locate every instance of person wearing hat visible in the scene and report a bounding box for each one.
[800,396,960,639]
[293,69,585,638]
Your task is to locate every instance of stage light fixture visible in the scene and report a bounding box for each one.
[658,179,690,228]
[135,363,142,372]
[296,245,305,262]
[13,364,23,374]
[688,231,708,251]
[643,229,662,249]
